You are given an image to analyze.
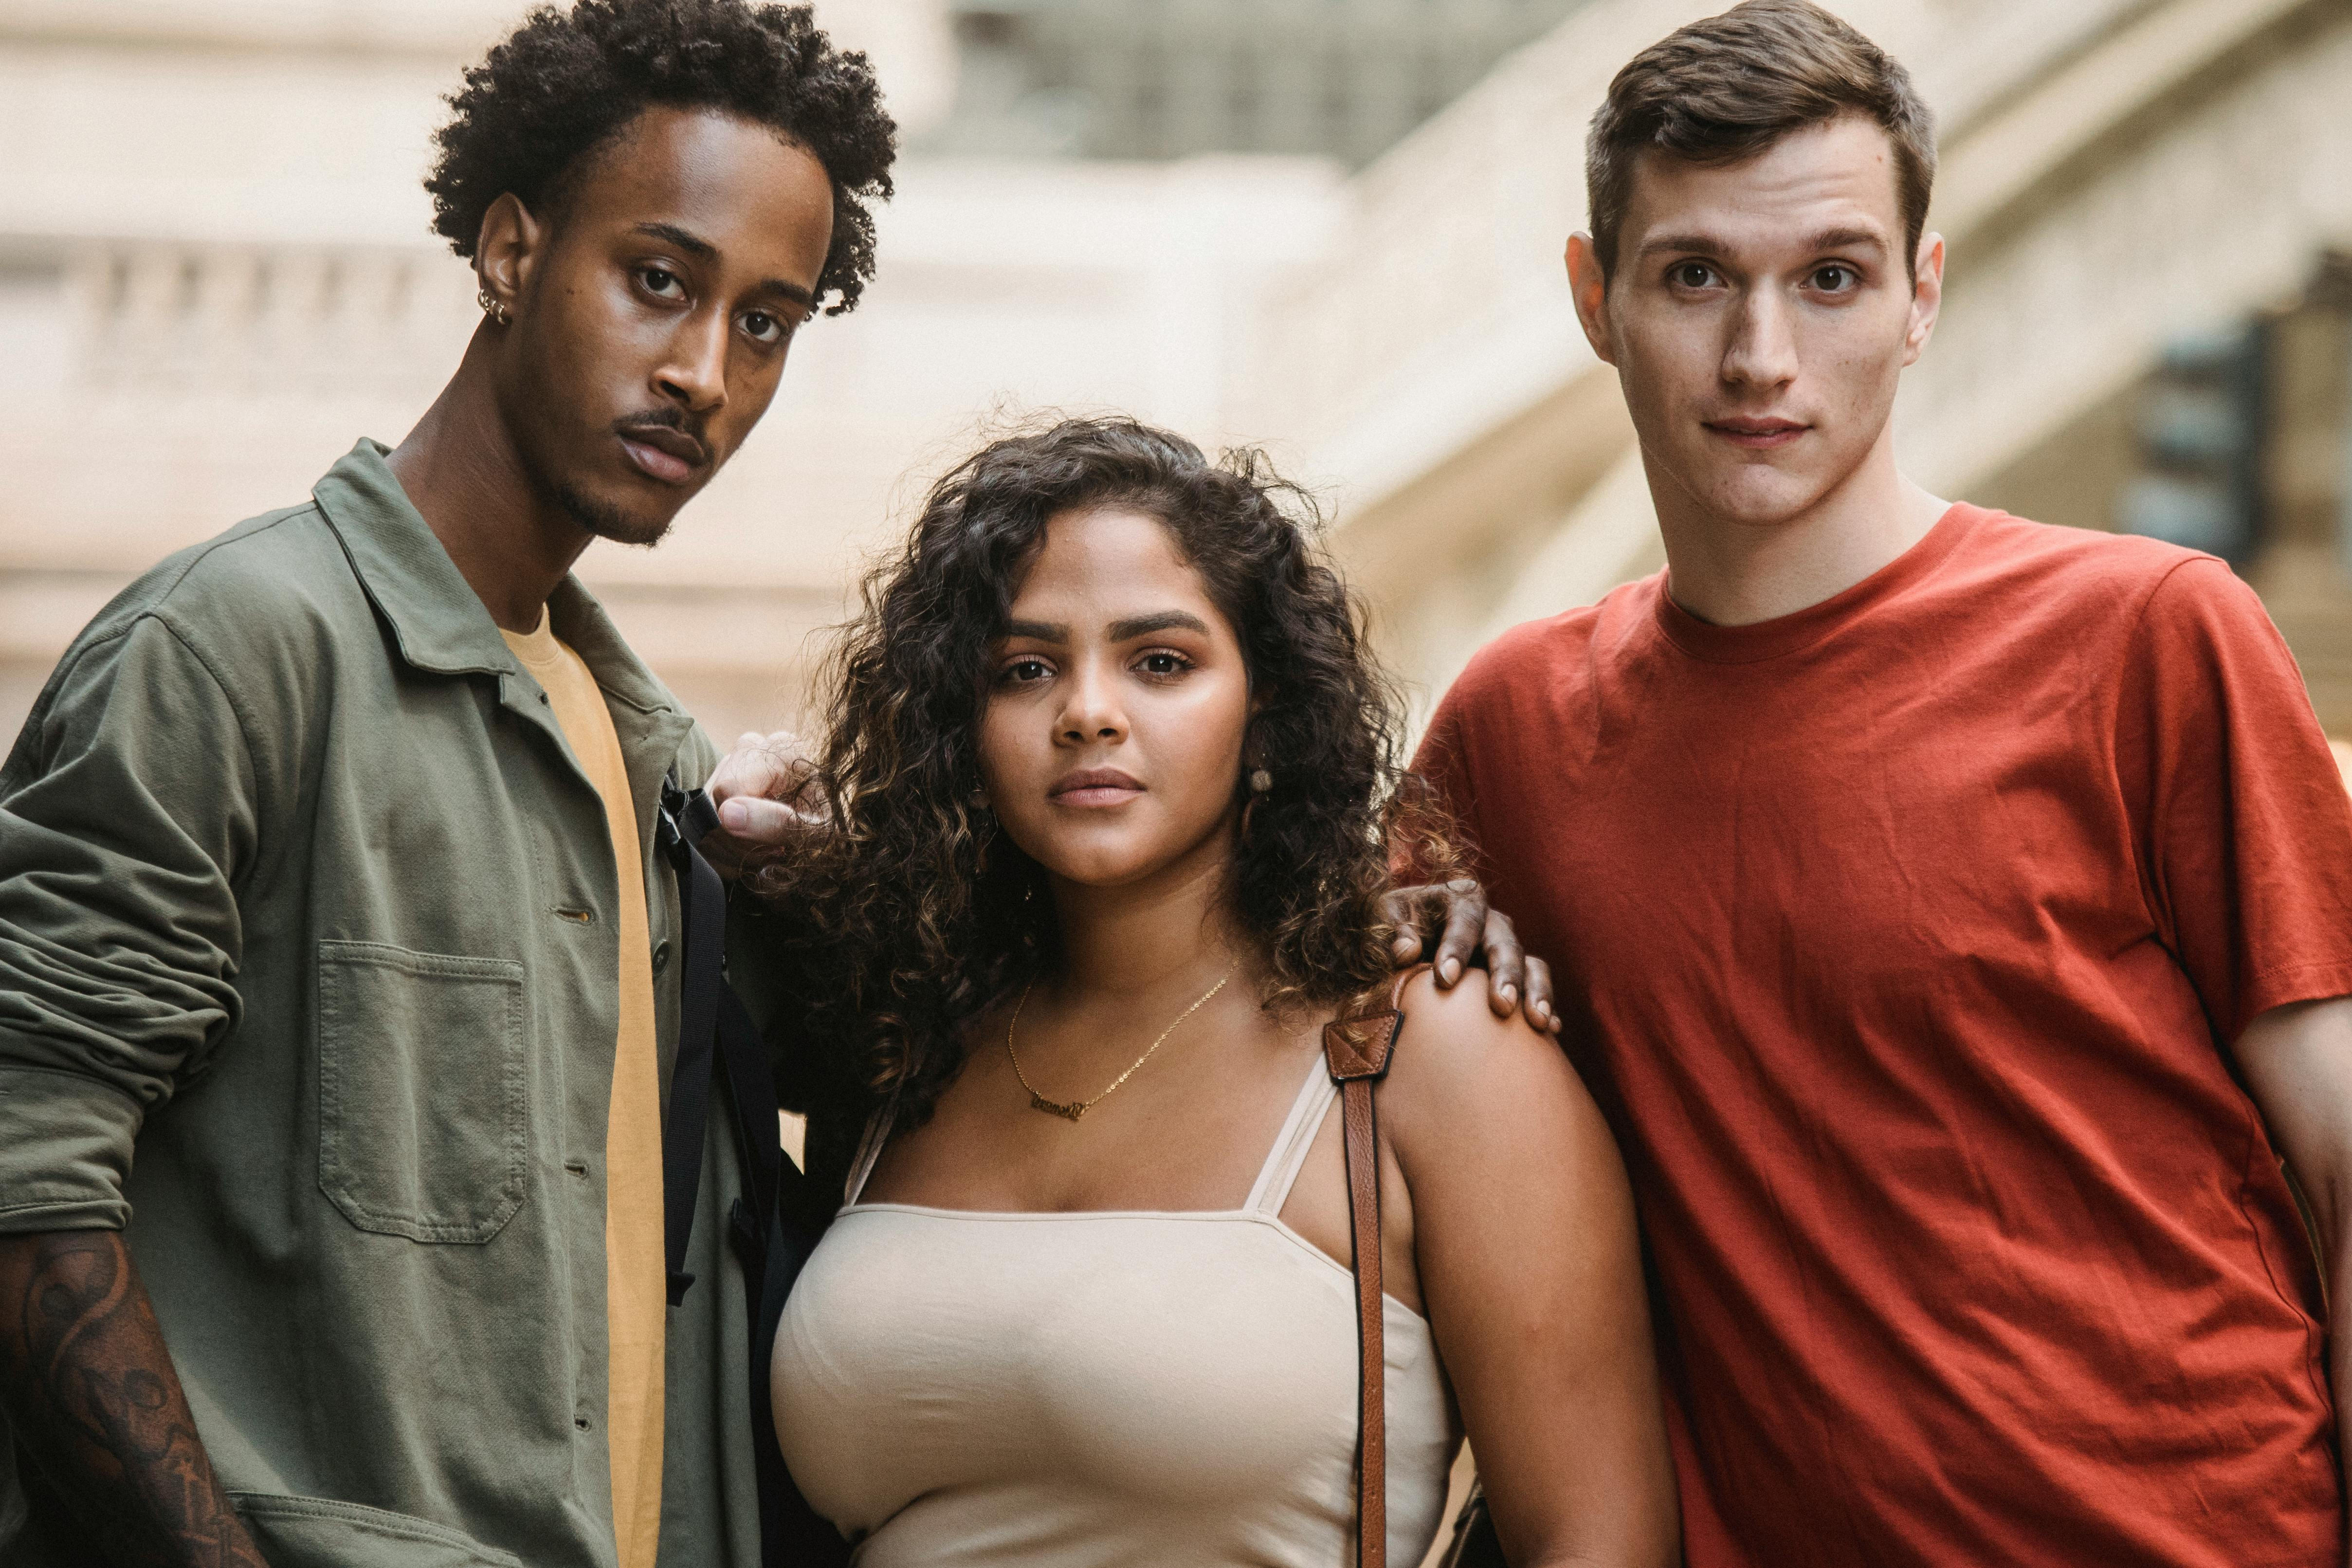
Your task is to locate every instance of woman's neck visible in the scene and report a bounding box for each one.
[1044,830,1244,1006]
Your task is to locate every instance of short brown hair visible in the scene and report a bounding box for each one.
[1586,0,1935,281]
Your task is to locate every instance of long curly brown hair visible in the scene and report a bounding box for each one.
[749,416,1457,1135]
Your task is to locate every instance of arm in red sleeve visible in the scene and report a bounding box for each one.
[2116,556,2352,1040]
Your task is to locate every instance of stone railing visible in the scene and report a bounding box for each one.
[52,237,476,395]
[0,0,509,53]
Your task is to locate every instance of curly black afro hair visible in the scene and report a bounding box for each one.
[425,0,896,315]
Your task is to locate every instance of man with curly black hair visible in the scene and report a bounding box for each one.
[0,4,891,1567]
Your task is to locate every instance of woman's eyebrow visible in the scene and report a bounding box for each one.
[1107,611,1210,640]
[1003,618,1067,641]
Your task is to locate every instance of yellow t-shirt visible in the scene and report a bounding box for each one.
[503,614,664,1568]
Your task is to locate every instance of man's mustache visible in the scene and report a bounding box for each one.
[615,408,711,468]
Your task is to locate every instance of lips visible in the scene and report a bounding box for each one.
[1705,417,1809,450]
[1049,767,1145,807]
[617,422,709,486]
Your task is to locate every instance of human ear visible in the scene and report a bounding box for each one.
[473,192,546,323]
[1565,233,1617,367]
[1902,232,1945,367]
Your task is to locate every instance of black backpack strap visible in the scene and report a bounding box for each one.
[715,983,825,1566]
[656,776,727,1306]
[658,777,786,1290]
[657,774,845,1567]
[717,987,780,1254]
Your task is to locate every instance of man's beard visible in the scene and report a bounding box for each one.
[556,482,673,548]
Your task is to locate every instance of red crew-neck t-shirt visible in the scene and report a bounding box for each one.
[1415,505,2352,1567]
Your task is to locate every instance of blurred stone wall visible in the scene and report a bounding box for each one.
[5,0,2351,747]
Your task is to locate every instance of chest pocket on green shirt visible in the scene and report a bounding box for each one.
[316,941,528,1243]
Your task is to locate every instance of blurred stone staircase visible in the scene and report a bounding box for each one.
[1236,0,2352,716]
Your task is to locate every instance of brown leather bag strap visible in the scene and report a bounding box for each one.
[1321,966,1420,1568]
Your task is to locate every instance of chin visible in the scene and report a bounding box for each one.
[1030,836,1196,891]
[555,482,679,548]
[1013,810,1237,893]
[1696,468,1835,530]
[1038,853,1155,889]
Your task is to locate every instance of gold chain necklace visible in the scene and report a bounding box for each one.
[1006,967,1234,1122]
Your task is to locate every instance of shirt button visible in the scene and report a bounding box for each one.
[651,939,672,975]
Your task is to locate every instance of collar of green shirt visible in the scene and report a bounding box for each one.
[311,438,684,725]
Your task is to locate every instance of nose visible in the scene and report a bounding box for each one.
[1056,660,1127,746]
[654,307,730,415]
[1721,284,1799,395]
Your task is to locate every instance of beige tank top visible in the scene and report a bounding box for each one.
[770,1053,1461,1566]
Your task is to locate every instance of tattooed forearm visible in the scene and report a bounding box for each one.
[0,1230,267,1568]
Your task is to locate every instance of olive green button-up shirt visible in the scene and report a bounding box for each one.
[0,442,758,1568]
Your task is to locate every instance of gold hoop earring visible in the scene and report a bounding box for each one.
[476,288,511,328]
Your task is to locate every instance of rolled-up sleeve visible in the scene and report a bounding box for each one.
[0,612,257,1231]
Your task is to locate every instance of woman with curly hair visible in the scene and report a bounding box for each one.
[758,418,1676,1566]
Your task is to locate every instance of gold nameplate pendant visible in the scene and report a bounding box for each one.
[1006,967,1232,1127]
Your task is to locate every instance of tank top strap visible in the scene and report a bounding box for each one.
[842,1086,903,1207]
[1245,1053,1340,1215]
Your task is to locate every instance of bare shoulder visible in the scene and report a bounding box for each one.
[1378,969,1612,1173]
[1384,968,1577,1092]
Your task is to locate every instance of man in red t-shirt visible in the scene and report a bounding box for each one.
[1408,3,2352,1563]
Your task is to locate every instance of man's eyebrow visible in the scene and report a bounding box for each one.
[1637,232,1729,259]
[1108,611,1211,640]
[751,276,819,311]
[1636,226,1891,260]
[632,221,715,259]
[630,222,818,310]
[1801,227,1889,255]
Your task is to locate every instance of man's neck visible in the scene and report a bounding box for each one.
[385,328,593,634]
[1653,436,1950,628]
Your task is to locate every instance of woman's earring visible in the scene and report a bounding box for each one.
[476,288,511,328]
[1248,767,1273,795]
[968,787,988,810]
